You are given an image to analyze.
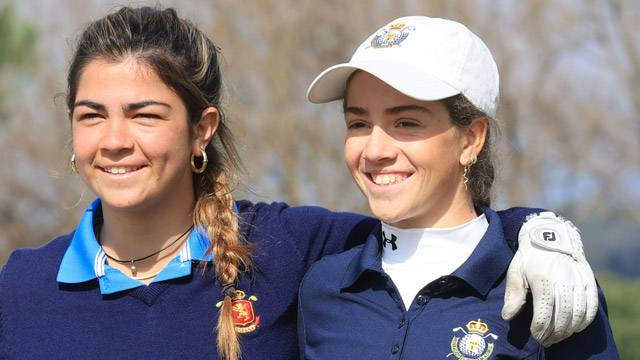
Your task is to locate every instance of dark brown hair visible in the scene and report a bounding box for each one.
[66,6,252,359]
[442,94,497,207]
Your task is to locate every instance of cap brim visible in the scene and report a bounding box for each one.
[307,60,461,104]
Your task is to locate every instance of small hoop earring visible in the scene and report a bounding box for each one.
[470,154,478,166]
[190,148,208,174]
[70,153,79,174]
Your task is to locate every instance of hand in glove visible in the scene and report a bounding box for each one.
[502,212,598,347]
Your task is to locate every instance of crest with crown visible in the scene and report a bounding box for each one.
[466,319,489,335]
[388,21,407,30]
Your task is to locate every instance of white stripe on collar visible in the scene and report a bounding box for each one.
[94,249,106,278]
[180,238,191,262]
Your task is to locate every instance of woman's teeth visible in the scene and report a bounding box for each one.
[104,166,139,174]
[372,174,407,185]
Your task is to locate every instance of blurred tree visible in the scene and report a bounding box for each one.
[0,0,638,277]
[0,3,36,124]
[0,2,42,263]
[0,1,83,265]
[491,1,640,224]
[202,0,640,229]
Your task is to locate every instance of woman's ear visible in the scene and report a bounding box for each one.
[459,116,488,165]
[192,106,220,153]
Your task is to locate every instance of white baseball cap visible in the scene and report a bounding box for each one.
[307,16,500,117]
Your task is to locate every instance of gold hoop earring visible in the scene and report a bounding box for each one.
[190,148,208,174]
[70,153,79,174]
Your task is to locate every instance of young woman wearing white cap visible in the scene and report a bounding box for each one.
[299,16,619,359]
[0,8,604,360]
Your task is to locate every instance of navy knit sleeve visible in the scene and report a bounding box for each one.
[279,205,378,272]
[496,206,546,252]
[236,201,377,274]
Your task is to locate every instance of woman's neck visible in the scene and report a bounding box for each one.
[392,196,479,229]
[97,198,196,284]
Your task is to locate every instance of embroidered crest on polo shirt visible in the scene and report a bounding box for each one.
[216,290,261,333]
[448,319,498,360]
[369,21,415,48]
[381,231,398,251]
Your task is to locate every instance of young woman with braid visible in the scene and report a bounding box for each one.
[0,6,600,360]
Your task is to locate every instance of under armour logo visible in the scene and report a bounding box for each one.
[382,231,397,251]
[543,231,557,241]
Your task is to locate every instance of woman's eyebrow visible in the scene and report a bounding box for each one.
[385,105,432,115]
[72,100,105,111]
[344,106,368,116]
[125,100,171,111]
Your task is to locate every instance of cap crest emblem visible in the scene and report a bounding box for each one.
[370,21,415,48]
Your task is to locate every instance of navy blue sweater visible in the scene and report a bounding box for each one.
[0,201,377,359]
[0,201,538,359]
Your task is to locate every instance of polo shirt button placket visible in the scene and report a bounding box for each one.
[391,344,400,354]
[416,295,428,306]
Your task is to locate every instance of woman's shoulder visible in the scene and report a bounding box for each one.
[235,199,374,235]
[485,206,547,250]
[300,245,364,287]
[1,232,74,280]
[235,199,354,218]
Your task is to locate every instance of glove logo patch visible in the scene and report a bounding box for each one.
[542,231,557,242]
[448,318,497,360]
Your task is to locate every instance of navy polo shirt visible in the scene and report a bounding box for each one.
[298,207,619,359]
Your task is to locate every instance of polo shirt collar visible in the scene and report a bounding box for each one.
[339,207,513,297]
[450,208,513,296]
[340,222,383,288]
[57,198,213,294]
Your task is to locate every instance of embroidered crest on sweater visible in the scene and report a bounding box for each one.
[216,290,261,333]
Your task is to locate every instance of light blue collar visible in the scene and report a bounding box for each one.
[57,198,213,294]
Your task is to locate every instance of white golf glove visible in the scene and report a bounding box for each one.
[502,212,598,347]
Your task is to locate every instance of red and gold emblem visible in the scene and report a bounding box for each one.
[216,290,261,333]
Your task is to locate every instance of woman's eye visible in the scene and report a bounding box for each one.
[346,121,367,130]
[78,113,101,120]
[398,120,419,127]
[136,113,160,119]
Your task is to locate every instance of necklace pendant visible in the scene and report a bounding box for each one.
[131,263,137,276]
